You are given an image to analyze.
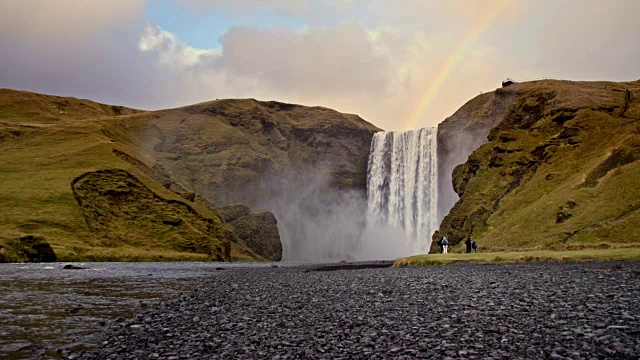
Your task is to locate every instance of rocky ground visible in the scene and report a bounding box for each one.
[77,262,640,359]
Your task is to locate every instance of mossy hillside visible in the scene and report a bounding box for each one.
[0,88,139,125]
[71,169,231,260]
[437,80,640,252]
[106,99,381,207]
[0,89,258,262]
[436,87,518,221]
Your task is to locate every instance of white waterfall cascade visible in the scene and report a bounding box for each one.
[367,128,438,255]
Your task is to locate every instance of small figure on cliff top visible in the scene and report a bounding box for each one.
[472,240,478,253]
[465,237,472,254]
[442,237,449,254]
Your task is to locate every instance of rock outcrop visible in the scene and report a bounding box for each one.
[219,204,282,261]
[436,80,640,251]
[71,169,232,261]
[436,87,517,223]
[0,235,56,262]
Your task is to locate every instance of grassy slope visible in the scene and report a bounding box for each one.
[105,98,381,207]
[394,248,640,266]
[436,80,640,253]
[0,89,259,261]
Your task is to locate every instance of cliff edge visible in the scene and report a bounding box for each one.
[435,79,640,252]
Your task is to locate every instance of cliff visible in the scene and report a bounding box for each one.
[435,79,640,252]
[436,89,516,223]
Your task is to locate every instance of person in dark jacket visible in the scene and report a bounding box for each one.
[442,237,449,254]
[472,240,478,253]
[465,237,472,254]
[437,238,443,254]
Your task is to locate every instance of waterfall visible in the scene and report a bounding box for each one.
[367,128,438,254]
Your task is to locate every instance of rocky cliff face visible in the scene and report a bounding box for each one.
[436,89,517,224]
[219,204,282,261]
[436,80,640,251]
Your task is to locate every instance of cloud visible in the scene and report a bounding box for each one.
[216,23,392,96]
[2,0,640,130]
[139,24,220,69]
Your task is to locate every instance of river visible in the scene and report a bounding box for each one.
[0,262,283,359]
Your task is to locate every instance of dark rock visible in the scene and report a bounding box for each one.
[0,342,35,353]
[63,264,85,270]
[6,235,57,262]
[72,262,640,360]
[220,204,282,261]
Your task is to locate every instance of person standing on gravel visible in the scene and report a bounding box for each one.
[442,237,449,254]
[465,237,472,253]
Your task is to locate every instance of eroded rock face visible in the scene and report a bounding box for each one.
[71,169,232,261]
[437,88,517,224]
[436,80,640,251]
[5,235,57,262]
[219,204,282,261]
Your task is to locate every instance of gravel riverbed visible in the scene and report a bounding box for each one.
[75,262,640,359]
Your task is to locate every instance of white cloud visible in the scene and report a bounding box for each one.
[1,0,640,130]
[139,24,220,69]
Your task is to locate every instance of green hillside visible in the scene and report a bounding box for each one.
[104,98,380,207]
[0,88,377,262]
[0,89,265,262]
[435,80,640,252]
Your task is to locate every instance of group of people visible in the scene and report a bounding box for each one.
[436,236,477,254]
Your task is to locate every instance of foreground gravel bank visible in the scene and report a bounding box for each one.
[78,262,640,359]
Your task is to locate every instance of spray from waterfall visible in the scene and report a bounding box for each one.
[367,128,438,254]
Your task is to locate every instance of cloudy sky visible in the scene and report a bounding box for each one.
[1,0,639,130]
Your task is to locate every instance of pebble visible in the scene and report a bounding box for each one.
[75,262,639,359]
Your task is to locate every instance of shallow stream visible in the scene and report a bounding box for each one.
[0,262,282,359]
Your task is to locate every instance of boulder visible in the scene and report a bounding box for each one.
[7,235,57,262]
[220,204,282,261]
[63,264,84,270]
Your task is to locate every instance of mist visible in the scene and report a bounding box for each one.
[248,171,413,262]
[437,125,493,225]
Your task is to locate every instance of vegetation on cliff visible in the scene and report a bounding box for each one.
[0,88,376,262]
[0,89,272,261]
[106,98,381,207]
[219,204,282,261]
[71,169,231,261]
[436,80,640,252]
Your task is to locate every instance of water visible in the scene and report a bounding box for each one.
[367,128,438,254]
[0,262,284,359]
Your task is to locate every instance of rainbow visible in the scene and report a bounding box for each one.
[404,0,509,130]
